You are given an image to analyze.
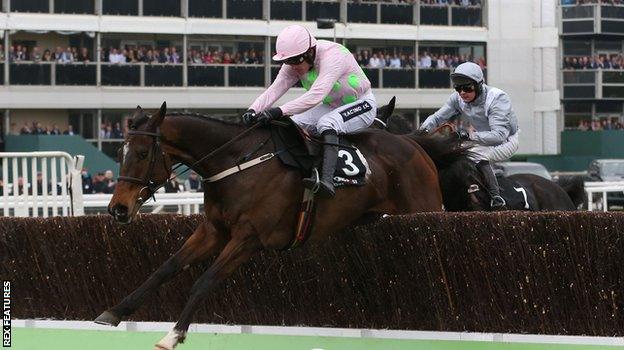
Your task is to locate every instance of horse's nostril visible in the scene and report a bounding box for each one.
[111,204,128,218]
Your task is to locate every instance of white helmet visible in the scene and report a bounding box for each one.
[451,62,484,85]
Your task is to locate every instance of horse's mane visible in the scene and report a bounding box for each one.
[555,174,586,208]
[407,131,473,170]
[131,111,242,129]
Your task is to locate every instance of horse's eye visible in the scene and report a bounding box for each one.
[137,150,148,159]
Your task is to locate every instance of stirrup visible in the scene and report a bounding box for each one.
[490,195,507,210]
[303,168,321,194]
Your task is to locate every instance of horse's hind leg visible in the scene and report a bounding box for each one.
[95,220,227,326]
[155,228,261,350]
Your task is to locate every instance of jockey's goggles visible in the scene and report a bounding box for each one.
[454,84,476,93]
[282,54,307,65]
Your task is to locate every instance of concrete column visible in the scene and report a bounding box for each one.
[376,3,381,24]
[264,36,271,87]
[340,0,347,24]
[414,40,418,90]
[97,109,102,150]
[182,34,188,86]
[95,0,102,15]
[413,0,419,25]
[181,0,188,17]
[263,0,270,20]
[2,0,9,12]
[50,0,54,13]
[96,32,101,86]
[222,0,227,18]
[302,0,306,21]
[4,31,9,85]
[4,109,9,136]
[138,0,143,16]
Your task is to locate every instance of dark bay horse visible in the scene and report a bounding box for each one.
[378,113,577,211]
[95,102,464,349]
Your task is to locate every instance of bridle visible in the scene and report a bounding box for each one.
[116,121,264,206]
[117,129,172,204]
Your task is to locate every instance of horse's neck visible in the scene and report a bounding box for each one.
[161,116,266,176]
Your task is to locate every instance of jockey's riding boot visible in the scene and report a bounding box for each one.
[477,160,507,211]
[303,130,338,198]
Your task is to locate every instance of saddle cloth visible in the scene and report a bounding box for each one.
[498,176,531,210]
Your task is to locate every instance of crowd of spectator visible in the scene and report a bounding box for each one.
[562,0,624,5]
[18,121,75,135]
[187,48,264,65]
[353,50,486,69]
[563,55,624,69]
[5,45,91,63]
[577,118,624,130]
[99,122,125,139]
[420,0,482,5]
[80,169,203,194]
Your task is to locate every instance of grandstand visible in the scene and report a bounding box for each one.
[1,0,560,169]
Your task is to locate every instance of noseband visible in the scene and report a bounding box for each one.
[117,129,171,203]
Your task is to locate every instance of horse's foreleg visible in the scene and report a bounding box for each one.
[155,232,262,350]
[95,221,227,326]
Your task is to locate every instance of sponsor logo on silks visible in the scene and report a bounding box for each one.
[339,101,372,122]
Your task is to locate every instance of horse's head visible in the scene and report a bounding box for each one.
[108,101,173,224]
[439,158,491,211]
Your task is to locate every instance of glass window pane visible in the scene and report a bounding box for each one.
[564,102,593,113]
[603,86,624,99]
[595,40,622,52]
[145,65,183,86]
[306,1,340,22]
[563,41,592,56]
[54,0,94,14]
[603,71,624,84]
[227,0,263,19]
[271,0,302,20]
[381,4,413,25]
[347,2,377,24]
[10,63,51,85]
[189,0,222,18]
[101,64,140,86]
[601,20,624,34]
[56,64,97,85]
[451,6,482,26]
[563,71,595,84]
[103,0,138,15]
[564,86,595,98]
[362,68,379,89]
[562,20,594,34]
[12,0,49,13]
[188,66,225,86]
[420,5,448,25]
[595,101,622,113]
[601,5,624,19]
[229,66,264,87]
[561,5,593,19]
[143,0,181,16]
[382,68,415,88]
[419,69,451,88]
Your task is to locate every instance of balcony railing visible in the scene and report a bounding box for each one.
[562,69,624,99]
[2,0,485,27]
[561,4,624,36]
[3,61,470,90]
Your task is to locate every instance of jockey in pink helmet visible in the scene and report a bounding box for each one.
[243,24,376,198]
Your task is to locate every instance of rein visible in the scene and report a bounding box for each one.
[117,122,264,203]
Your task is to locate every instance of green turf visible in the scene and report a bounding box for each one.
[9,328,621,350]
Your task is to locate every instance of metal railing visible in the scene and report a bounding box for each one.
[82,192,204,215]
[0,152,84,217]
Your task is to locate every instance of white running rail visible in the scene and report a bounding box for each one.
[585,181,624,211]
[0,152,84,217]
[83,192,204,215]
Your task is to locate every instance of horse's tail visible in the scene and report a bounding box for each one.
[407,131,473,170]
[555,175,586,209]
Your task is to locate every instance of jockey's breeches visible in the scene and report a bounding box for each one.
[468,130,520,163]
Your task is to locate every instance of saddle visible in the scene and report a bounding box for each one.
[269,119,369,187]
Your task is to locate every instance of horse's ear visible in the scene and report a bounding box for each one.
[136,105,142,112]
[148,101,167,127]
[377,96,396,123]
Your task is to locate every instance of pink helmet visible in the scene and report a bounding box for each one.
[273,25,317,62]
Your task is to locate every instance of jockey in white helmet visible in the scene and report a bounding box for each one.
[243,24,377,198]
[420,62,520,210]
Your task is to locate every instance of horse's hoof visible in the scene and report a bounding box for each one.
[94,310,121,327]
[154,345,172,350]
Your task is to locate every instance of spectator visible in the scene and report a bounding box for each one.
[15,45,26,61]
[31,46,42,62]
[419,51,432,68]
[92,172,107,193]
[63,124,75,135]
[42,49,52,62]
[35,172,51,195]
[77,47,90,62]
[103,170,116,194]
[388,54,402,68]
[170,47,180,63]
[20,123,32,135]
[99,123,111,138]
[50,124,61,135]
[184,171,202,192]
[165,174,183,193]
[60,46,74,63]
[111,122,123,139]
[81,168,94,194]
